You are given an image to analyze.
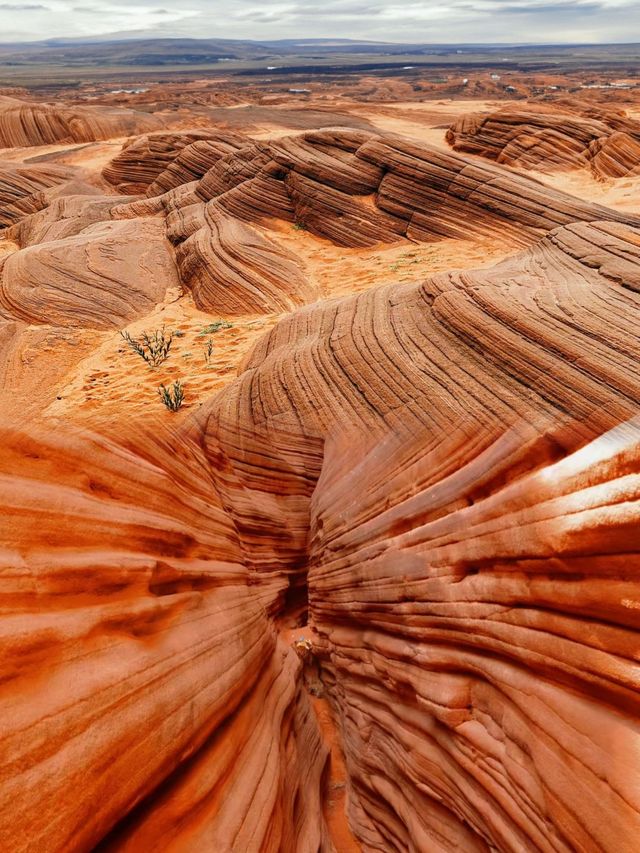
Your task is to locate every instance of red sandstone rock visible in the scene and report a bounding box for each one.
[172,206,316,314]
[0,217,178,327]
[0,95,163,148]
[102,130,222,194]
[201,216,640,851]
[132,126,640,308]
[588,131,640,179]
[145,132,250,196]
[2,120,640,853]
[0,420,330,852]
[0,161,72,227]
[447,103,640,180]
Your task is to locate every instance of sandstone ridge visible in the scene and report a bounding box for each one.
[447,102,640,179]
[2,118,640,853]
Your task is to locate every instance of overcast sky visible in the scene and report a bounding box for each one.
[1,0,639,43]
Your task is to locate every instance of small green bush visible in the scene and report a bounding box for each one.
[197,321,232,337]
[158,380,184,411]
[121,327,172,367]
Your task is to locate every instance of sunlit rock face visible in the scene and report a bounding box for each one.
[2,118,640,853]
[308,420,640,852]
[200,211,640,850]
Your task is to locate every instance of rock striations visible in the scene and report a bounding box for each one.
[102,130,249,195]
[0,421,331,853]
[0,161,73,227]
[0,218,178,328]
[171,207,315,314]
[0,95,163,148]
[2,121,640,852]
[447,103,640,179]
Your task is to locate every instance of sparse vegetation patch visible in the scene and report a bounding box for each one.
[197,321,233,337]
[158,380,184,411]
[120,327,173,367]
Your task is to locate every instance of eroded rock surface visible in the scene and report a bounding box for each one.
[102,130,248,194]
[2,117,640,853]
[0,95,163,147]
[0,421,330,852]
[204,215,640,850]
[447,103,640,179]
[0,218,178,328]
[0,161,73,226]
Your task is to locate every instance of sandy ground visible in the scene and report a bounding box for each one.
[273,222,514,299]
[252,98,501,145]
[529,168,640,215]
[44,289,283,427]
[352,98,503,145]
[38,227,514,427]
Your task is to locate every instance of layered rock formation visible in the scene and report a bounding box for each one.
[146,132,251,196]
[0,161,72,227]
[2,119,640,853]
[0,95,163,148]
[195,213,640,851]
[102,130,248,195]
[171,207,315,314]
[0,218,178,328]
[0,420,330,852]
[104,127,638,319]
[447,103,640,179]
[589,131,640,179]
[116,125,638,289]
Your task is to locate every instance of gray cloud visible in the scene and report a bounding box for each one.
[1,0,639,42]
[499,1,604,12]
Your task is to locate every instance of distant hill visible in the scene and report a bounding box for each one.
[0,38,638,86]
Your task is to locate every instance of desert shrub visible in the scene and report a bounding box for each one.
[197,321,232,337]
[204,338,214,365]
[158,380,184,411]
[121,327,172,367]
